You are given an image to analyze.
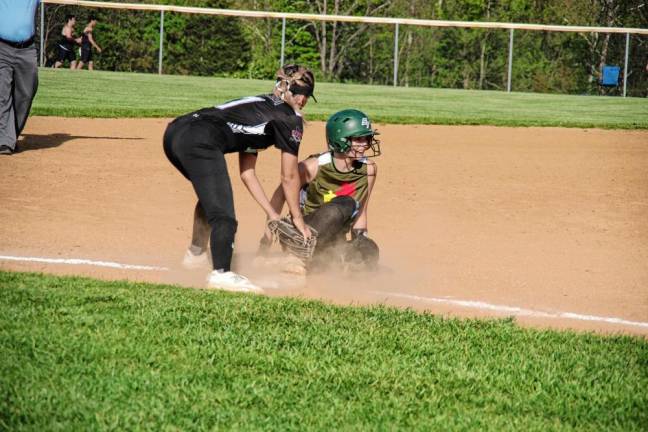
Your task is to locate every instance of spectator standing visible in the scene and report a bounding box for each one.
[0,0,40,155]
[54,14,79,69]
[76,16,102,71]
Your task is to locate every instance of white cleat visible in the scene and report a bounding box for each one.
[182,249,209,269]
[206,270,264,294]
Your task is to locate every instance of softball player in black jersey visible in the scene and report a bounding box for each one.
[163,64,315,293]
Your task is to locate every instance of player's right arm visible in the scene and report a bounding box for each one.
[269,155,318,215]
[265,156,318,240]
[280,151,312,239]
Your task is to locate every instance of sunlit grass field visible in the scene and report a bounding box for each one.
[7,69,648,429]
[1,271,647,430]
[33,68,648,128]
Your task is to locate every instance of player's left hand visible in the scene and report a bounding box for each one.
[267,218,317,261]
[291,216,312,241]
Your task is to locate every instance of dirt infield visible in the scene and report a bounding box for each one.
[1,117,647,336]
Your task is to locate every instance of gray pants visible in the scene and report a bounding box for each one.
[0,41,39,150]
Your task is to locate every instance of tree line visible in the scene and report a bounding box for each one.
[41,0,648,96]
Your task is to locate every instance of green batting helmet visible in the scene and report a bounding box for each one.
[325,109,380,155]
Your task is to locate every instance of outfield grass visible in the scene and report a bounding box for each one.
[33,68,648,129]
[1,271,646,431]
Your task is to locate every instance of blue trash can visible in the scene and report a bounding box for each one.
[600,65,620,87]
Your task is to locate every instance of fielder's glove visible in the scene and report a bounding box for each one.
[267,217,318,261]
[345,230,379,271]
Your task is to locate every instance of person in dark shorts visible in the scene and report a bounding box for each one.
[163,64,316,293]
[76,16,102,70]
[54,14,79,69]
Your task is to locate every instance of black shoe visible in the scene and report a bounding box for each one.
[0,145,14,155]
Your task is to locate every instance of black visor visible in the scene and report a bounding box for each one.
[289,84,317,102]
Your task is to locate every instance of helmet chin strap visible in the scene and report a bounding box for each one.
[345,142,361,159]
[348,149,363,159]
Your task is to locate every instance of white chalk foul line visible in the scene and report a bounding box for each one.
[0,255,169,271]
[371,290,648,330]
[2,254,645,330]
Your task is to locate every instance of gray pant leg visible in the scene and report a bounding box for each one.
[13,45,38,138]
[0,42,16,149]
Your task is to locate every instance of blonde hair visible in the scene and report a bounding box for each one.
[274,64,315,97]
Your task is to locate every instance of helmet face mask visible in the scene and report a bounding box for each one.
[326,109,381,158]
[345,135,381,159]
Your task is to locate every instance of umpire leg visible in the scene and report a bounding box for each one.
[0,42,17,151]
[13,44,39,138]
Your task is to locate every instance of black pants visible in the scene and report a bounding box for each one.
[305,196,379,271]
[56,42,75,63]
[305,196,356,248]
[305,196,356,269]
[163,116,237,272]
[80,47,92,63]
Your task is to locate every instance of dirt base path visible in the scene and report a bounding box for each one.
[1,117,647,336]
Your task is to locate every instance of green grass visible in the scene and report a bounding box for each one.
[1,271,647,431]
[33,68,648,128]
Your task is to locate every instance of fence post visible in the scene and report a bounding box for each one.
[507,28,514,92]
[39,2,44,67]
[158,10,164,75]
[623,33,629,98]
[280,17,286,67]
[393,23,399,87]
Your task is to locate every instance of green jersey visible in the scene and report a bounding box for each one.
[301,152,369,216]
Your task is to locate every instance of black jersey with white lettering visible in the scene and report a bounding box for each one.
[189,94,304,156]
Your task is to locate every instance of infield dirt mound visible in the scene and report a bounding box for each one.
[1,117,647,335]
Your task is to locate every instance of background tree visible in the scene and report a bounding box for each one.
[42,0,648,96]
